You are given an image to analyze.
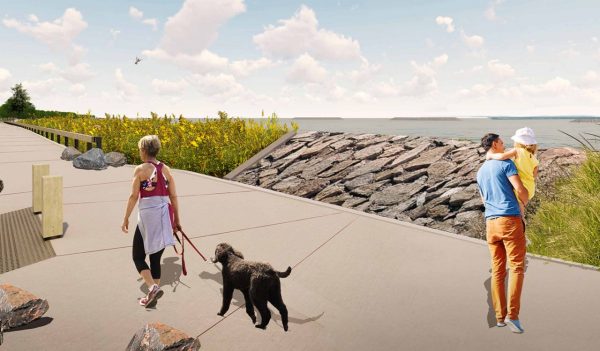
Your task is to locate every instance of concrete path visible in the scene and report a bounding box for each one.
[1,122,599,351]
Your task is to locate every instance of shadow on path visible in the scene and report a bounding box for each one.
[138,257,190,295]
[199,270,325,329]
[484,258,529,328]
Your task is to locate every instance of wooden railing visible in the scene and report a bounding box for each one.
[4,120,102,150]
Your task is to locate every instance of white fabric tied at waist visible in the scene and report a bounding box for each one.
[137,195,175,255]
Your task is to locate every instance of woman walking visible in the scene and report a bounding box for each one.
[122,135,181,307]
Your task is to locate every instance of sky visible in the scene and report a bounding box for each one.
[1,0,600,118]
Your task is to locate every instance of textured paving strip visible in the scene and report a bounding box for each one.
[0,207,56,273]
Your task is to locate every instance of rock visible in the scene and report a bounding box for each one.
[373,165,404,181]
[413,217,434,226]
[330,138,354,151]
[449,189,478,207]
[126,322,200,351]
[379,199,417,219]
[403,146,453,171]
[259,168,278,178]
[295,179,330,198]
[427,205,450,219]
[407,206,428,220]
[355,135,391,149]
[461,198,484,211]
[104,152,126,167]
[390,135,409,142]
[300,158,335,179]
[72,148,107,170]
[321,193,354,205]
[416,192,427,207]
[393,169,428,183]
[270,142,306,160]
[315,183,345,201]
[381,144,406,158]
[291,131,319,140]
[353,143,385,160]
[258,159,271,168]
[319,159,361,178]
[271,176,303,193]
[0,284,49,331]
[61,146,81,161]
[454,210,484,225]
[370,182,427,206]
[429,220,457,233]
[272,145,308,170]
[278,159,309,179]
[349,180,389,197]
[344,157,394,180]
[440,187,465,198]
[344,173,375,191]
[427,161,458,181]
[300,138,337,159]
[341,196,369,208]
[390,142,431,167]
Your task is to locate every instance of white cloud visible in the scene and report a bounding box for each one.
[129,6,158,31]
[579,70,600,88]
[115,68,137,99]
[458,83,494,98]
[560,48,580,59]
[159,0,245,56]
[142,18,158,31]
[484,0,505,21]
[461,30,484,48]
[286,53,328,84]
[189,73,244,100]
[22,78,62,98]
[69,83,86,96]
[110,28,121,40]
[349,57,381,82]
[592,37,598,43]
[129,7,144,20]
[425,38,435,48]
[433,53,448,67]
[230,58,274,77]
[520,77,572,96]
[143,48,229,74]
[61,63,95,83]
[253,5,361,61]
[0,68,11,89]
[353,91,376,103]
[435,16,454,33]
[151,78,189,95]
[488,59,515,79]
[526,45,535,53]
[3,8,88,64]
[374,79,401,97]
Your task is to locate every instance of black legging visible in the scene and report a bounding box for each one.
[132,225,164,279]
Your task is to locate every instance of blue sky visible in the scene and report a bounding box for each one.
[1,0,600,118]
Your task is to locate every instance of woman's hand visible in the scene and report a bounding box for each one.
[121,219,129,233]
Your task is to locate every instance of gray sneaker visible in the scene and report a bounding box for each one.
[144,284,164,308]
[505,319,524,333]
[496,321,507,327]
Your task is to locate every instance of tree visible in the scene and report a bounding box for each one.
[3,83,35,118]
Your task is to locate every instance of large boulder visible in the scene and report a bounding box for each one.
[73,148,107,170]
[61,146,81,161]
[126,322,200,351]
[0,284,49,339]
[104,152,127,167]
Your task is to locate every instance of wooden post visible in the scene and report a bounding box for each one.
[42,175,63,238]
[32,164,50,213]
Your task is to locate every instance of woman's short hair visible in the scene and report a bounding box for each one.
[138,135,161,157]
[481,133,499,152]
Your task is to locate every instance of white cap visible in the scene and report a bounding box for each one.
[510,127,537,145]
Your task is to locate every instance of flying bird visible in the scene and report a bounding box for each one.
[134,57,142,65]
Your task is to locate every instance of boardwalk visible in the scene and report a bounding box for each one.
[1,122,599,350]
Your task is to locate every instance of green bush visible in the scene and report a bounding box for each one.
[527,152,600,266]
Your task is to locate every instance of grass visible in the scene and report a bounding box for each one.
[19,112,299,178]
[527,151,600,267]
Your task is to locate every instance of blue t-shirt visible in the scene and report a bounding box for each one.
[476,160,521,218]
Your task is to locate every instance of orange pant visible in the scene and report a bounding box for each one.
[486,216,526,322]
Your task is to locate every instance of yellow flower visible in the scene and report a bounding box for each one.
[190,141,198,147]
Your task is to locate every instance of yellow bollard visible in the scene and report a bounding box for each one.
[42,175,63,238]
[32,164,50,213]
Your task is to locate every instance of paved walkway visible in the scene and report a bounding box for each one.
[1,122,599,350]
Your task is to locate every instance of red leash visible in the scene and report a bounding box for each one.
[173,228,207,276]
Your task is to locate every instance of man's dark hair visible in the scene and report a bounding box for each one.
[481,133,499,152]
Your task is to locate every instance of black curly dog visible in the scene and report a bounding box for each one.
[212,243,292,331]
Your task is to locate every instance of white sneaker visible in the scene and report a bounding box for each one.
[505,319,524,333]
